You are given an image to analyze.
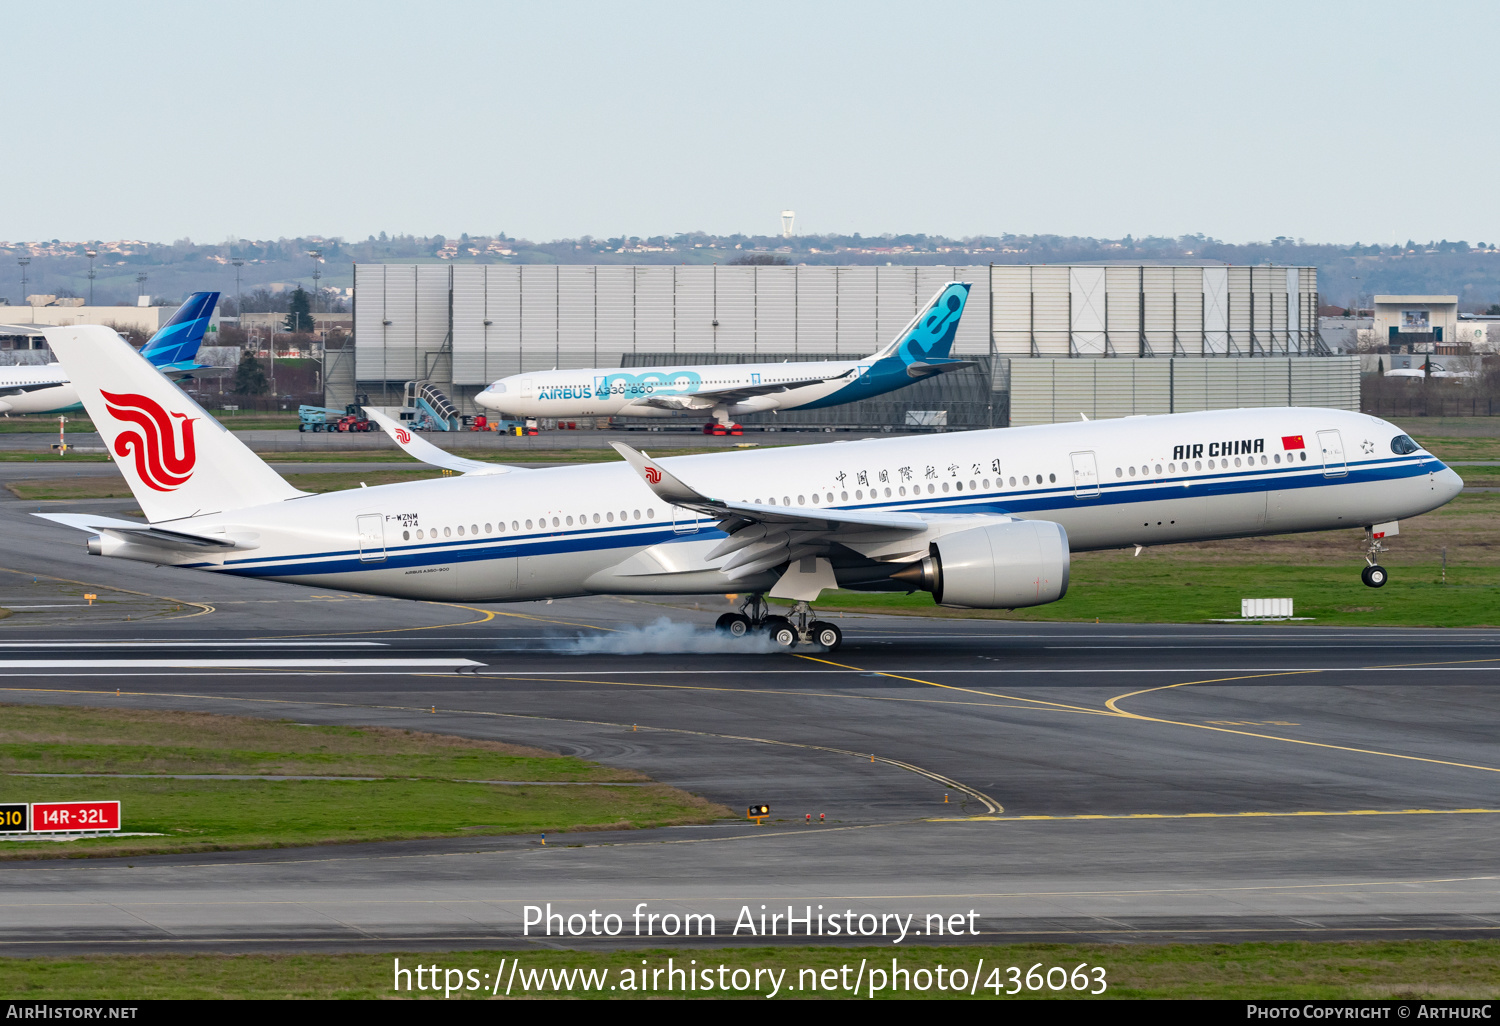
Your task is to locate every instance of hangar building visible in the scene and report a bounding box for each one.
[335,263,1357,428]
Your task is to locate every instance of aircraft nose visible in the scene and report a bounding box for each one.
[1434,466,1464,502]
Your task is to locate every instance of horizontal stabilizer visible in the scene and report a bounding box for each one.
[33,512,250,550]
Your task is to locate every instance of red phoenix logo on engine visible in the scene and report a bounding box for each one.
[395,427,412,444]
[644,466,662,484]
[101,390,197,492]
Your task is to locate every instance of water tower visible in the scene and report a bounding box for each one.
[780,210,795,238]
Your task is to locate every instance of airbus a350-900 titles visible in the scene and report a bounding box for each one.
[38,323,1461,651]
[474,282,976,430]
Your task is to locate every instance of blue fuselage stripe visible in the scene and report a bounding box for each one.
[202,456,1440,579]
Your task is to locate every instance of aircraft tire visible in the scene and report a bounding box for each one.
[764,616,797,648]
[715,613,752,638]
[1362,564,1388,588]
[808,621,843,652]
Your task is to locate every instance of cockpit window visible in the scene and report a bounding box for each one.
[489,382,507,393]
[1391,434,1420,455]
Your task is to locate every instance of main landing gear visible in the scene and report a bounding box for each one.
[715,594,843,651]
[1362,527,1388,589]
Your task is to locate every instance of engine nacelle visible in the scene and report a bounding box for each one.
[896,520,1069,609]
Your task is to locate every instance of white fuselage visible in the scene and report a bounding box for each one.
[122,408,1462,603]
[0,364,79,415]
[473,361,862,420]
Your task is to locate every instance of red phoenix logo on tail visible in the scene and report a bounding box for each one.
[395,427,412,444]
[644,466,662,484]
[101,390,197,492]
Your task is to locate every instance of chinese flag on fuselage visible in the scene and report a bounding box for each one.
[1281,435,1306,450]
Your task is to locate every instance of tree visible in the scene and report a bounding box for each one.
[283,286,313,333]
[234,350,269,395]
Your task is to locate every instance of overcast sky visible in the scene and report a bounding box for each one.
[7,0,1496,245]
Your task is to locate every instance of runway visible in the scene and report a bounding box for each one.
[1,485,1498,952]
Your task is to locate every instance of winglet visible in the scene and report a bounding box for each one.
[609,441,713,506]
[364,407,517,476]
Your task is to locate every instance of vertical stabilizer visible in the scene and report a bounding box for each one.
[140,292,219,370]
[43,325,304,522]
[867,281,971,363]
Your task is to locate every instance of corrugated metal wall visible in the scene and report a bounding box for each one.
[991,264,1317,358]
[356,264,992,402]
[348,263,1342,422]
[1009,357,1360,426]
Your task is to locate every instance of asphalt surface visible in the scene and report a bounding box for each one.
[0,477,1498,953]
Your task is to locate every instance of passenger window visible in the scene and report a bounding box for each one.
[403,530,410,541]
[1049,473,1056,483]
[1008,477,1016,486]
[841,491,849,501]
[954,481,962,491]
[1115,468,1123,478]
[1128,467,1135,477]
[647,509,654,518]
[1168,463,1176,473]
[472,524,478,534]
[553,517,560,527]
[899,486,907,496]
[484,523,492,533]
[885,487,892,497]
[606,512,614,522]
[798,495,805,505]
[856,489,863,499]
[1195,460,1202,470]
[526,519,533,529]
[1300,452,1307,461]
[417,529,425,539]
[1153,466,1161,475]
[593,513,600,523]
[941,482,950,493]
[511,521,518,531]
[444,527,452,537]
[1023,475,1030,485]
[1234,458,1242,467]
[565,516,573,526]
[1274,454,1281,464]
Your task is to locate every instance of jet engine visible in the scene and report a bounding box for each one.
[892,520,1069,609]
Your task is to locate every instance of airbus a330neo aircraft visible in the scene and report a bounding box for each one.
[40,324,1462,651]
[474,282,976,428]
[0,292,219,416]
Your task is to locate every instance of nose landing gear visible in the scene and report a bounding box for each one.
[1362,526,1389,588]
[714,595,843,651]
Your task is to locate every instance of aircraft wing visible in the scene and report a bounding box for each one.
[610,442,927,582]
[0,381,67,395]
[363,407,525,475]
[624,371,853,411]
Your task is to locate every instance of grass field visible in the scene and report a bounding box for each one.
[3,941,1497,999]
[0,706,728,859]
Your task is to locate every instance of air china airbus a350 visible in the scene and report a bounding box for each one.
[474,282,975,429]
[39,324,1462,651]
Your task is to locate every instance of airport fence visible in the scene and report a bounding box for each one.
[1361,396,1499,418]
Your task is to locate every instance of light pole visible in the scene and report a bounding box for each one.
[85,250,97,305]
[136,271,148,303]
[309,249,322,328]
[231,257,243,325]
[17,256,30,307]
